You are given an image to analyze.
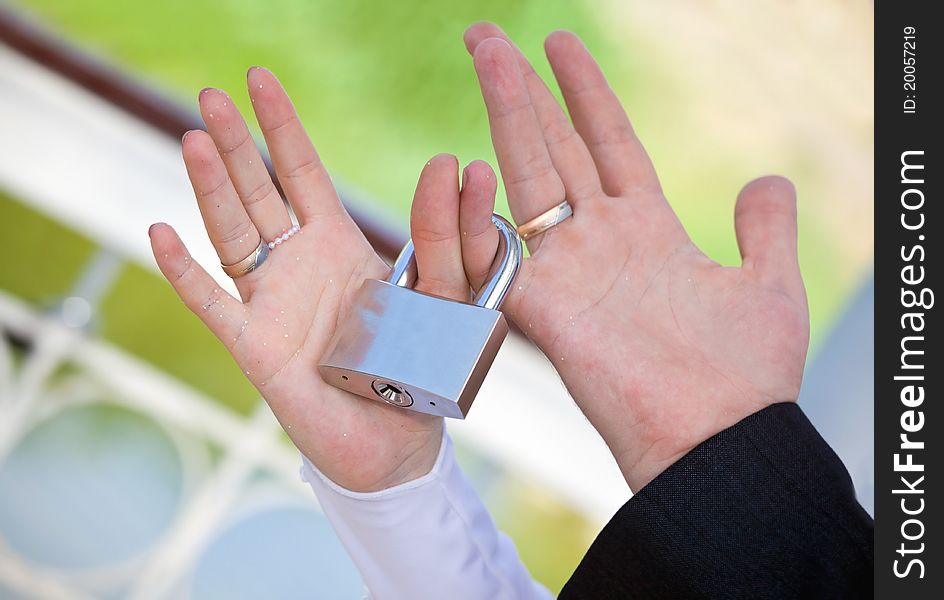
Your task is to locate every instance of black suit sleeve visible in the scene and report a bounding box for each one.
[559,403,873,599]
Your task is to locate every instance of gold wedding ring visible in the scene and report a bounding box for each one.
[221,239,269,279]
[516,200,573,241]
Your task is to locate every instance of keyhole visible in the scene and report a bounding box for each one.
[371,380,413,407]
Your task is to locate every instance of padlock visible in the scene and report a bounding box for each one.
[318,214,522,419]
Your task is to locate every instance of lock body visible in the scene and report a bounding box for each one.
[319,214,521,419]
[319,279,509,418]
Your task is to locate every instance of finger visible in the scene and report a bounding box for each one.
[544,31,661,196]
[734,176,801,288]
[148,223,247,346]
[247,67,344,224]
[463,23,601,202]
[459,160,499,291]
[472,38,565,250]
[410,154,468,301]
[199,87,292,243]
[182,130,264,296]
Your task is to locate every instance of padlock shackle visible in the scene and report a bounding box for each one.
[387,239,417,288]
[385,214,522,310]
[473,215,522,309]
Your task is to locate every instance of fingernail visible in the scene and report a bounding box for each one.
[461,165,469,188]
[181,130,193,143]
[200,87,214,96]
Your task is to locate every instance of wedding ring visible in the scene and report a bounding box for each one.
[516,200,573,241]
[221,239,269,279]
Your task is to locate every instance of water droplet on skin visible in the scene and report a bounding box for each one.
[263,342,267,346]
[280,310,285,314]
[163,253,168,258]
[219,314,223,318]
[518,285,523,290]
[287,424,292,429]
[284,333,289,338]
[328,279,333,284]
[248,160,253,165]
[223,102,228,107]
[258,84,263,89]
[209,113,214,118]
[296,257,301,261]
[528,323,532,328]
[342,432,348,438]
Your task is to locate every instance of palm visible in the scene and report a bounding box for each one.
[230,222,440,491]
[515,194,808,481]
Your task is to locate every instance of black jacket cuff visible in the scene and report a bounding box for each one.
[560,403,873,599]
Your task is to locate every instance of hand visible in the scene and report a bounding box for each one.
[459,24,810,491]
[149,68,497,492]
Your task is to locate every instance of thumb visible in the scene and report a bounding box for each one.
[734,175,801,288]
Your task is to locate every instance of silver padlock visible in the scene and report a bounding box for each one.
[318,214,522,419]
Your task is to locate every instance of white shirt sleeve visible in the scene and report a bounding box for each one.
[300,426,553,600]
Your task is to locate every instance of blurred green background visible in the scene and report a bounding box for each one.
[0,0,873,597]
[14,0,873,340]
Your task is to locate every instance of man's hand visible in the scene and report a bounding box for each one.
[459,24,810,491]
[149,68,497,492]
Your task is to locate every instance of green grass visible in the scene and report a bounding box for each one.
[0,190,97,304]
[98,262,259,415]
[492,478,596,593]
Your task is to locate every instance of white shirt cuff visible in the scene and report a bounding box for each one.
[300,427,552,600]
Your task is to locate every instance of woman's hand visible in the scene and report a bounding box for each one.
[149,68,497,492]
[459,24,810,491]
